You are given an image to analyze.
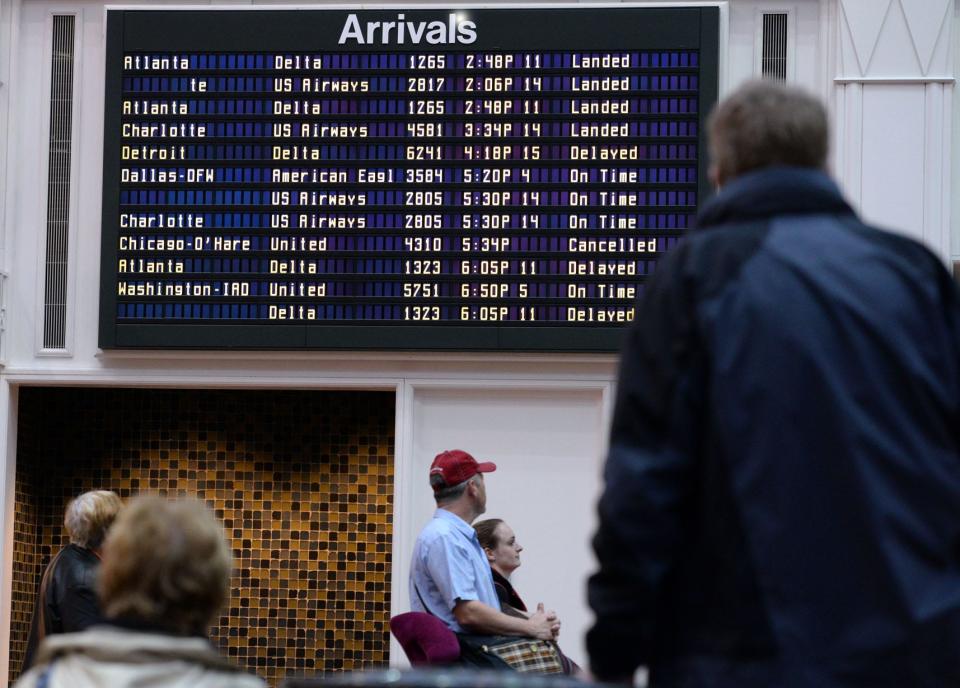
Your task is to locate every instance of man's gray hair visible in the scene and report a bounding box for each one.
[707,80,828,185]
[64,490,123,549]
[432,474,477,505]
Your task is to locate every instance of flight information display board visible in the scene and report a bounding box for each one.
[100,7,718,350]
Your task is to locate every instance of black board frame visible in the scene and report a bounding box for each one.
[99,6,719,351]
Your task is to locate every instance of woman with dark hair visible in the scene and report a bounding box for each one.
[474,518,581,676]
[473,519,526,615]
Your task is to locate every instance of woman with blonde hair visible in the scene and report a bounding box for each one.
[17,495,264,688]
[23,490,122,670]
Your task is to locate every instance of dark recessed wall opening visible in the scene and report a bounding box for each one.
[10,387,395,686]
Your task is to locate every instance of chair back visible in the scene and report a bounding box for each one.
[389,612,460,666]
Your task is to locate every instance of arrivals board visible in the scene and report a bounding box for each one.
[100,7,718,350]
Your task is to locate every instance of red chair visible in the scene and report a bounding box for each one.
[390,612,461,666]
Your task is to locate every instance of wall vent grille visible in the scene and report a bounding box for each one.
[42,14,75,350]
[761,13,788,81]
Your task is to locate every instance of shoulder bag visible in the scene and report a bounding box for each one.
[456,633,564,674]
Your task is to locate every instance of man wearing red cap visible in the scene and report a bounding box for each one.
[409,449,559,642]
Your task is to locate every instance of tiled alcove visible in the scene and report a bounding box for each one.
[10,387,395,686]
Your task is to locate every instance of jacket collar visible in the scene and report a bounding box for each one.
[36,625,242,672]
[697,167,854,229]
[65,543,97,557]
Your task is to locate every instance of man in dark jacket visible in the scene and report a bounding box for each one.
[587,80,960,687]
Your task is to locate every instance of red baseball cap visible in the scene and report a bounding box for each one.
[430,449,497,489]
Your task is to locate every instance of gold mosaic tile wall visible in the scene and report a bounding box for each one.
[9,405,40,681]
[11,388,395,686]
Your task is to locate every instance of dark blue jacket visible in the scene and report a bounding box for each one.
[588,168,960,687]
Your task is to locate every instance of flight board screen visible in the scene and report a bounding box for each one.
[100,7,718,350]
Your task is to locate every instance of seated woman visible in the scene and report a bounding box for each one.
[16,496,264,688]
[474,518,581,676]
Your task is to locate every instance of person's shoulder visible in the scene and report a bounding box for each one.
[781,212,955,291]
[647,218,773,285]
[417,517,474,560]
[60,543,97,564]
[633,223,769,318]
[686,219,773,268]
[54,546,96,586]
[417,515,459,543]
[848,216,947,272]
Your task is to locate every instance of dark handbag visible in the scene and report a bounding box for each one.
[457,633,564,674]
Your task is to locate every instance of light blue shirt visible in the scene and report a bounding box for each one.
[409,509,501,632]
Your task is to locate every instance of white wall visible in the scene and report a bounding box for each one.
[726,1,957,263]
[0,3,23,680]
[859,84,927,239]
[831,0,955,261]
